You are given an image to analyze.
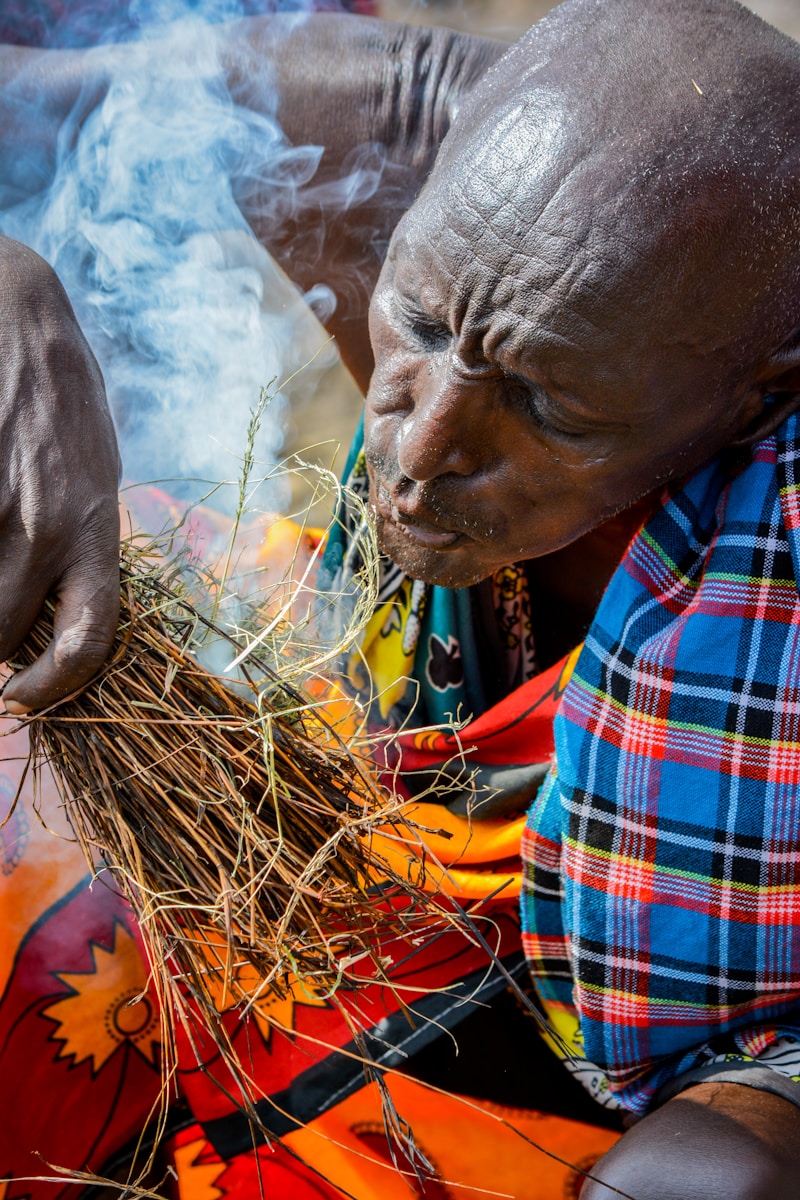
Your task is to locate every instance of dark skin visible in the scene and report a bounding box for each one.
[0,236,121,710]
[2,2,800,1195]
[0,13,501,710]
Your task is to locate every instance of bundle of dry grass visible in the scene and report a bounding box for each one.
[8,533,457,1083]
[3,509,588,1200]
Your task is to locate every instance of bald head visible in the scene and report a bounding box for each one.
[431,0,800,383]
[365,0,800,586]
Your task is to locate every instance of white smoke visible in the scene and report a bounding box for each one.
[0,5,348,514]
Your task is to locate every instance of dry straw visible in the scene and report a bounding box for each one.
[1,460,616,1200]
[16,543,414,978]
[5,452,465,1169]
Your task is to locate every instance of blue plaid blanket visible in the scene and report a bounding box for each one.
[522,413,800,1113]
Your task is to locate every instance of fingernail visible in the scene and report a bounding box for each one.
[3,700,31,716]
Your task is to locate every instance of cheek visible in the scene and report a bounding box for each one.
[367,289,412,386]
[366,291,387,363]
[365,331,423,435]
[363,382,404,481]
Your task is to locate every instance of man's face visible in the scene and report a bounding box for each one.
[364,164,755,588]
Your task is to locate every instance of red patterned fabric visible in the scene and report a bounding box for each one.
[0,642,623,1197]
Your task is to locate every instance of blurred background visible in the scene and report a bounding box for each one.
[379,0,800,41]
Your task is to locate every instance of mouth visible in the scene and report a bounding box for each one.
[374,484,463,550]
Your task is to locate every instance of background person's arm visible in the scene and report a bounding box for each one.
[0,16,503,394]
[219,14,505,390]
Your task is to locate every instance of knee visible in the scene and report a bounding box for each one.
[579,1084,800,1200]
[581,1144,792,1200]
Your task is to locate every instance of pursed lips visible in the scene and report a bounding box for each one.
[374,482,463,549]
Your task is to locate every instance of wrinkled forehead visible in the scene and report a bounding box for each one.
[431,90,590,289]
[394,124,605,363]
[396,97,695,380]
[396,0,800,373]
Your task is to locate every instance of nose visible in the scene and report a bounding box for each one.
[396,354,488,483]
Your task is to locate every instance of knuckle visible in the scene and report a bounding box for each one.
[49,632,115,695]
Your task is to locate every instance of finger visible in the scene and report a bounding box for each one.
[0,574,50,666]
[3,553,120,712]
[0,562,51,712]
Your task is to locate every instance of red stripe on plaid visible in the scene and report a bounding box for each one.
[520,826,560,872]
[564,840,800,926]
[521,933,571,960]
[575,981,800,1030]
[781,487,800,531]
[753,442,778,463]
[689,578,799,621]
[561,686,800,784]
[626,537,700,613]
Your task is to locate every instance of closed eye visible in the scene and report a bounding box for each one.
[393,295,451,351]
[503,373,587,439]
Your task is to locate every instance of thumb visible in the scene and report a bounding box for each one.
[3,558,120,713]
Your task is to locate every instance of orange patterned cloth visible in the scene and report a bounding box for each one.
[0,511,619,1199]
[0,688,618,1199]
[162,1076,620,1200]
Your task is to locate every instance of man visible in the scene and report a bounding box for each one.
[1,0,800,1195]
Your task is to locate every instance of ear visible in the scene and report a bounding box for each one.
[728,336,800,447]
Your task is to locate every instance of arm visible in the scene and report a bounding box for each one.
[0,16,504,393]
[219,14,506,390]
[0,46,125,710]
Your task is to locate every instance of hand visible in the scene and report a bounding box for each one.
[0,236,121,713]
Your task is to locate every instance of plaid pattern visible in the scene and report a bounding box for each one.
[521,413,800,1113]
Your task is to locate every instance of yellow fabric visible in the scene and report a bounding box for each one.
[346,578,423,720]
